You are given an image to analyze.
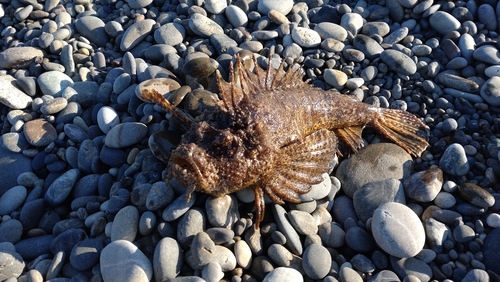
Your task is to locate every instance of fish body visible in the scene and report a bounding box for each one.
[141,55,429,228]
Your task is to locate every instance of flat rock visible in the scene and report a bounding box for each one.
[0,75,33,109]
[37,71,74,96]
[0,47,43,69]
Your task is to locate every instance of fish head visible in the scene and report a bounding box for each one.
[167,121,264,198]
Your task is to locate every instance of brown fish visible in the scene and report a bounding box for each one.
[141,55,429,229]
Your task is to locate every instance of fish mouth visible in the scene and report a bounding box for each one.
[169,144,212,191]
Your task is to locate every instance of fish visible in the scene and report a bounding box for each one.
[140,54,429,229]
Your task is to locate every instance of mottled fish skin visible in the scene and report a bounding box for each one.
[141,54,429,229]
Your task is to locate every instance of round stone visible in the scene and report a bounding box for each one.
[372,202,425,258]
[70,238,103,271]
[439,143,470,176]
[380,49,417,75]
[45,169,80,206]
[154,22,185,46]
[205,0,227,14]
[257,0,294,15]
[263,267,303,282]
[100,240,153,282]
[0,186,27,215]
[105,122,148,148]
[126,0,153,9]
[37,71,74,97]
[291,27,321,48]
[75,16,109,47]
[429,11,461,35]
[302,244,331,279]
[480,76,500,107]
[323,69,347,89]
[97,106,120,134]
[120,19,156,51]
[188,13,224,38]
[403,168,443,202]
[111,206,139,242]
[0,250,25,280]
[153,237,183,281]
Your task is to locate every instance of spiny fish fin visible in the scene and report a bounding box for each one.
[216,54,309,114]
[372,108,429,157]
[260,129,337,206]
[335,126,365,153]
[140,88,194,127]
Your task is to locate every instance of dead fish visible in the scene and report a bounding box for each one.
[141,54,429,229]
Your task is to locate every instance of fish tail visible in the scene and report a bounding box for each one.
[372,108,429,157]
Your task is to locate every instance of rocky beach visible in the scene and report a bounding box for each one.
[1,0,500,281]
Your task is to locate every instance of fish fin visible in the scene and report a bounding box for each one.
[140,88,194,127]
[335,126,365,153]
[215,54,310,114]
[252,186,266,230]
[260,129,337,207]
[372,108,429,157]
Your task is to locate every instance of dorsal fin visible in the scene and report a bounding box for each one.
[215,54,309,114]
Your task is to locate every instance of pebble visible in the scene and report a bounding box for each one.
[69,238,103,271]
[302,244,332,279]
[314,22,348,41]
[104,122,148,148]
[0,186,27,215]
[457,182,495,208]
[37,71,74,97]
[439,143,470,176]
[45,169,80,206]
[291,27,321,48]
[391,256,432,282]
[480,76,500,106]
[429,11,461,35]
[189,13,224,38]
[23,118,57,146]
[0,75,33,109]
[403,168,443,202]
[75,16,109,47]
[372,202,426,258]
[323,68,348,89]
[154,22,185,46]
[100,240,153,282]
[380,49,417,75]
[257,0,294,15]
[272,204,302,255]
[111,206,139,242]
[263,267,303,282]
[225,5,248,27]
[353,178,405,223]
[0,249,25,280]
[0,47,44,69]
[154,237,184,281]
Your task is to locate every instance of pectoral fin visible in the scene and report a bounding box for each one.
[264,129,337,202]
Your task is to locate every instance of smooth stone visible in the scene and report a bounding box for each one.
[453,224,475,243]
[346,228,376,253]
[439,143,469,176]
[390,256,432,282]
[69,238,103,271]
[483,228,500,274]
[0,47,43,69]
[433,192,456,209]
[205,0,227,14]
[100,240,153,282]
[372,202,425,258]
[136,78,181,101]
[188,13,224,38]
[120,19,156,51]
[210,33,238,55]
[23,118,57,146]
[302,244,331,279]
[225,5,248,27]
[37,71,74,97]
[14,234,54,260]
[154,22,185,46]
[380,49,417,75]
[97,106,119,134]
[234,240,252,269]
[314,22,347,41]
[45,169,80,206]
[75,16,109,47]
[104,122,148,148]
[111,206,139,242]
[0,186,27,215]
[429,11,461,35]
[272,204,303,255]
[340,12,364,35]
[0,75,33,109]
[287,210,318,236]
[457,182,495,208]
[473,45,500,64]
[263,267,303,282]
[332,195,358,224]
[480,76,500,106]
[298,173,331,201]
[64,124,89,143]
[353,34,385,60]
[403,168,443,202]
[353,178,405,223]
[40,97,68,114]
[162,192,197,222]
[177,208,205,249]
[205,194,239,228]
[19,198,45,230]
[0,250,25,280]
[438,73,479,93]
[290,27,321,48]
[370,270,401,282]
[257,0,294,15]
[318,222,345,248]
[50,228,87,255]
[146,181,175,211]
[126,0,153,9]
[336,143,413,198]
[486,213,500,228]
[1,133,29,153]
[0,220,23,244]
[154,237,183,281]
[323,68,347,89]
[477,4,497,31]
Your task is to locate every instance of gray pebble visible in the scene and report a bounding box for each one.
[439,143,470,176]
[120,19,156,51]
[100,240,153,282]
[45,169,80,206]
[0,75,33,110]
[154,237,183,281]
[0,47,43,69]
[263,267,303,282]
[74,16,109,47]
[272,204,303,255]
[0,186,27,215]
[302,244,331,279]
[154,22,185,46]
[429,11,461,35]
[105,122,148,148]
